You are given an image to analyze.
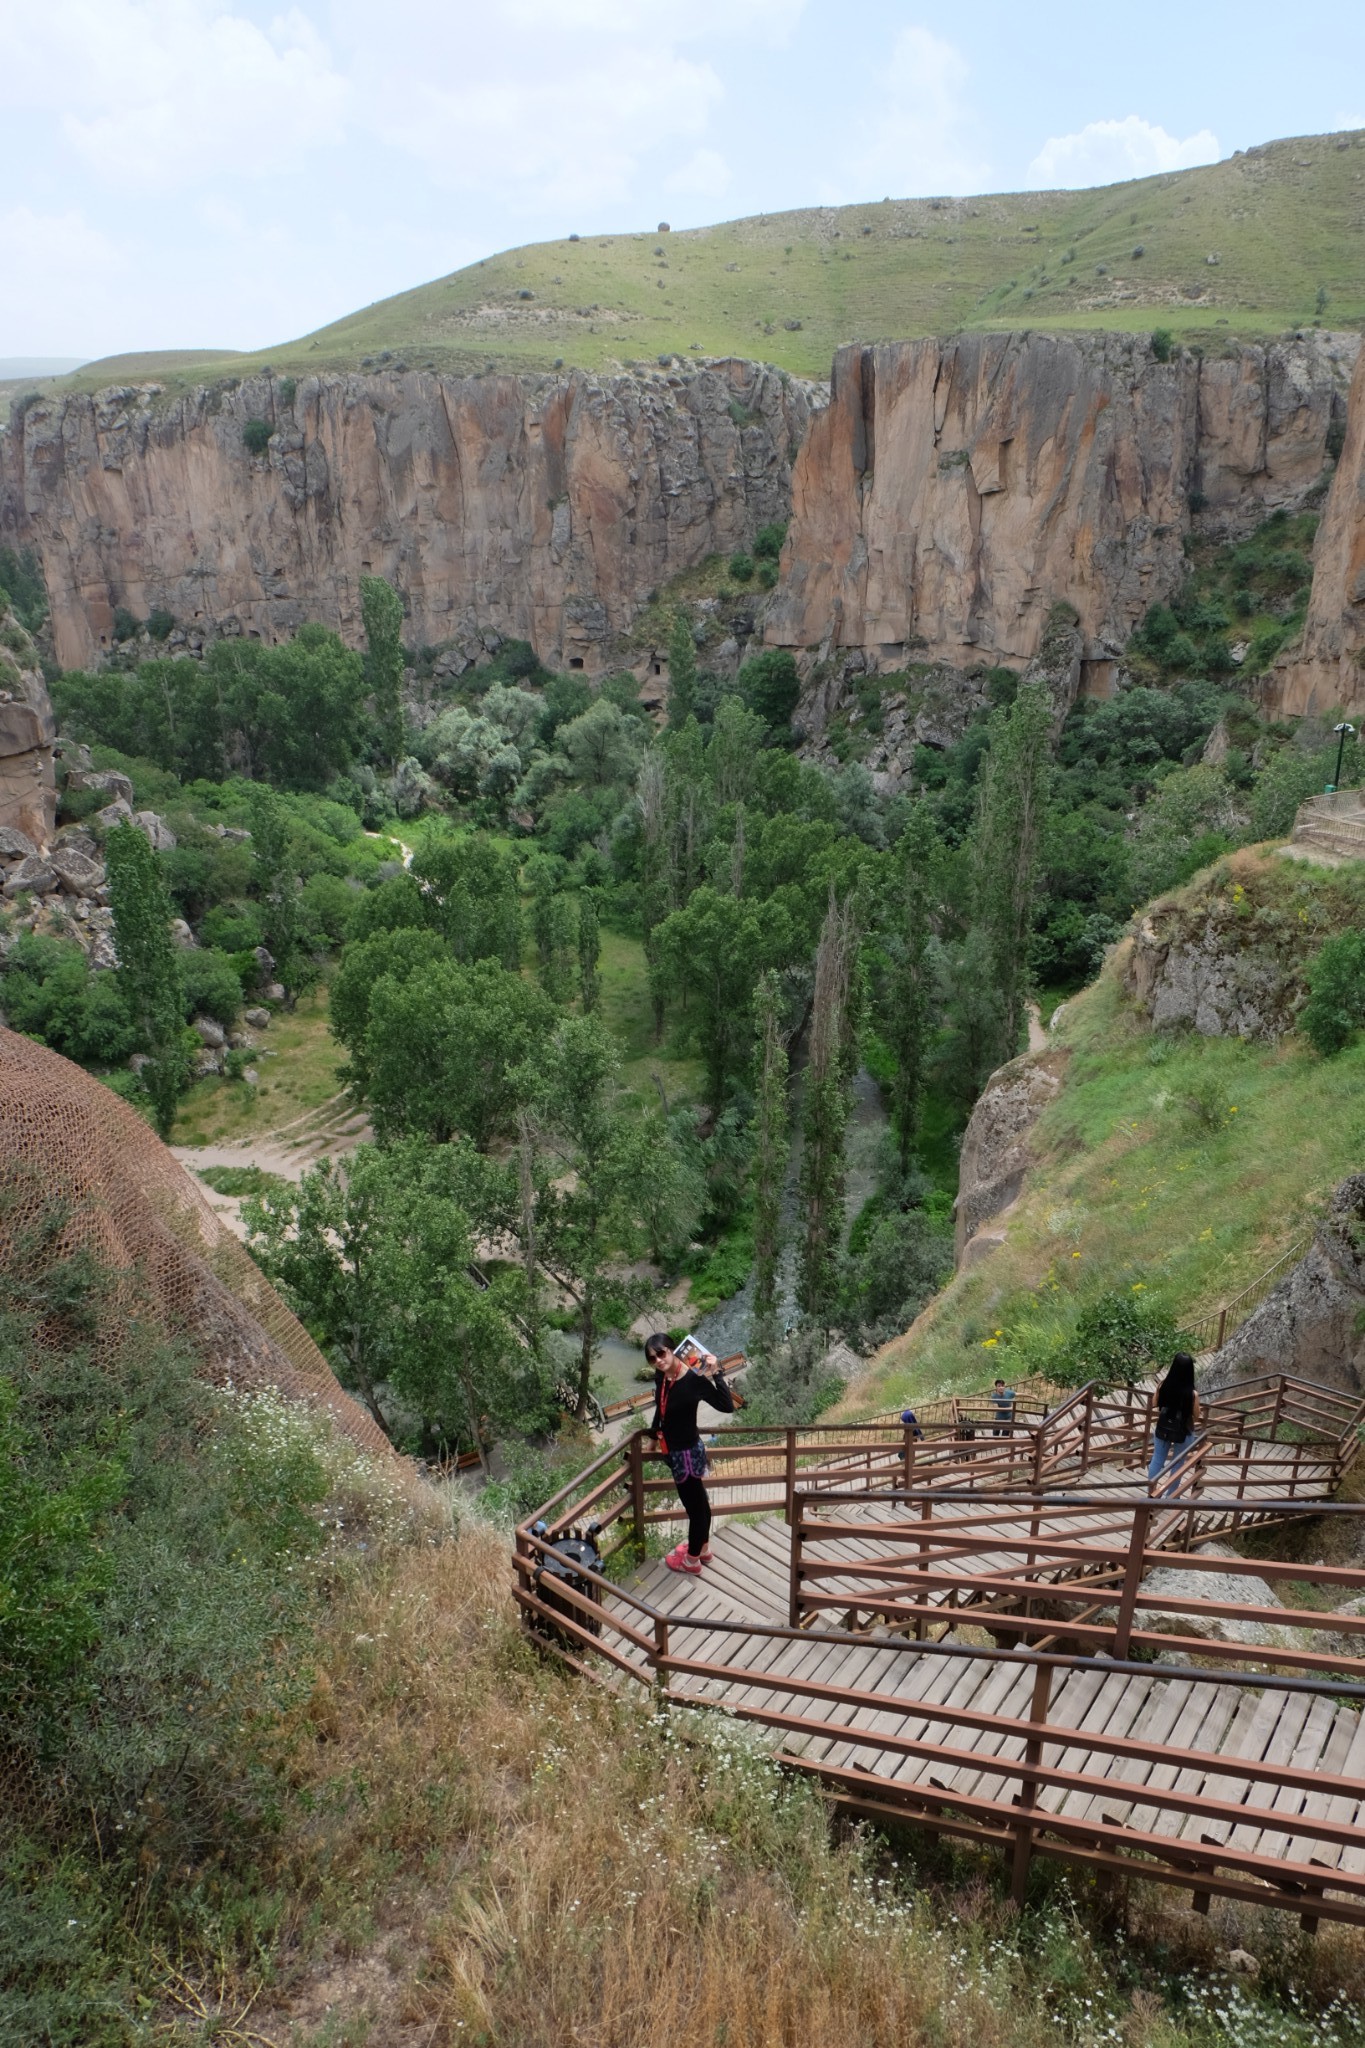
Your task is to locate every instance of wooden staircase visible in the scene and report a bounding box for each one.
[516,1373,1365,1926]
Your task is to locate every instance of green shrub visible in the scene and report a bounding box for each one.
[1180,1071,1237,1133]
[0,934,137,1067]
[728,551,754,584]
[1150,328,1174,362]
[753,521,787,561]
[241,418,272,456]
[0,545,49,632]
[145,607,175,641]
[177,944,244,1027]
[110,606,140,644]
[276,376,297,408]
[1300,930,1365,1055]
[1060,1286,1180,1389]
[738,647,800,730]
[756,560,778,590]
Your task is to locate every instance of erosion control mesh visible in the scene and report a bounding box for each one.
[0,1025,399,1466]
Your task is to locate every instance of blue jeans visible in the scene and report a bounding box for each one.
[1148,1433,1196,1484]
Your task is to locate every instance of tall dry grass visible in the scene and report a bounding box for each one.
[256,1525,1365,2048]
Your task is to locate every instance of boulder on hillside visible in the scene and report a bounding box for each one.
[1206,1172,1365,1401]
[3,854,58,898]
[68,767,135,807]
[47,845,106,895]
[0,826,37,861]
[1094,1543,1291,1648]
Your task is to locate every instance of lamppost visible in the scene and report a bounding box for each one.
[1326,722,1356,794]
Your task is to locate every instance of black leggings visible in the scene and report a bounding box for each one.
[675,1473,712,1557]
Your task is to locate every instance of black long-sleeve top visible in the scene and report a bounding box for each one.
[650,1367,736,1452]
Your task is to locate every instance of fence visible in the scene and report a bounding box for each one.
[515,1372,1365,1927]
[1180,1237,1313,1354]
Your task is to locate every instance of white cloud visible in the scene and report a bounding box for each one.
[3,2,349,188]
[1028,116,1220,190]
[666,148,732,199]
[819,26,989,203]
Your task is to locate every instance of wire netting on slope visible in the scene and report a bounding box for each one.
[0,1025,399,1468]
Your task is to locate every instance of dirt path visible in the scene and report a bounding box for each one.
[1026,1001,1048,1054]
[173,1093,372,1238]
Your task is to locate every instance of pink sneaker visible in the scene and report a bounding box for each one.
[665,1547,702,1574]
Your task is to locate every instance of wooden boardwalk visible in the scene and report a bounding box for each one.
[516,1373,1365,1925]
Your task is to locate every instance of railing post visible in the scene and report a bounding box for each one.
[1081,1385,1094,1474]
[788,1492,805,1628]
[784,1427,797,1524]
[1271,1377,1286,1438]
[628,1429,645,1544]
[1010,1658,1054,1906]
[903,1421,916,1490]
[1216,1305,1227,1351]
[1112,1500,1153,1659]
[653,1612,671,1707]
[1031,1420,1046,1492]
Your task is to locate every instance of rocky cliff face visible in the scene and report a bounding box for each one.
[1206,1173,1365,1401]
[0,361,819,674]
[1273,341,1365,716]
[953,1046,1069,1270]
[0,602,55,849]
[768,330,1358,697]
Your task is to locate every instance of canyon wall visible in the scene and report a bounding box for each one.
[767,330,1359,699]
[1273,341,1365,716]
[0,361,819,674]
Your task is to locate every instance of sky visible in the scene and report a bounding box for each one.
[2,0,1363,361]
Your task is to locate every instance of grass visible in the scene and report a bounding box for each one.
[193,1164,291,1198]
[171,980,347,1146]
[141,1521,1365,2045]
[40,128,1365,399]
[597,925,705,1110]
[844,856,1365,1417]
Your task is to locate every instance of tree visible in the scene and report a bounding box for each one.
[329,926,448,1091]
[1301,931,1365,1056]
[797,890,860,1330]
[738,647,800,732]
[515,1017,654,1419]
[360,575,406,770]
[555,699,642,789]
[245,1141,546,1458]
[105,822,192,1138]
[411,832,522,968]
[749,971,790,1363]
[883,806,936,1171]
[210,626,366,789]
[362,957,556,1148]
[667,609,698,729]
[577,889,601,1013]
[531,880,576,1004]
[970,676,1052,1070]
[248,785,302,1001]
[652,884,793,1105]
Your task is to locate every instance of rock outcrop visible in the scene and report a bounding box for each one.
[954,1046,1069,1269]
[0,600,56,849]
[1206,1173,1365,1401]
[768,330,1358,697]
[1273,339,1365,716]
[0,362,820,674]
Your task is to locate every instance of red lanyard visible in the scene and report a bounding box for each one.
[658,1369,684,1424]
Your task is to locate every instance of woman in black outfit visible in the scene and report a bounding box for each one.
[646,1332,735,1573]
[1148,1351,1202,1486]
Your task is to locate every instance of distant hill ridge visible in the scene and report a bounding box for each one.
[37,127,1365,398]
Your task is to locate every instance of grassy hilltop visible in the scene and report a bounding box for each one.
[45,126,1365,398]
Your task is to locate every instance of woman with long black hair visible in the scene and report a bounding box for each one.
[646,1332,735,1573]
[1148,1351,1202,1485]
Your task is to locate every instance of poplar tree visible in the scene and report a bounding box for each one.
[106,821,190,1139]
[360,574,405,770]
[884,805,936,1172]
[666,609,698,729]
[577,889,601,1014]
[797,890,860,1330]
[248,785,301,1001]
[970,676,1052,1070]
[749,970,790,1363]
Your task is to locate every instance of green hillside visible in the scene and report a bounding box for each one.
[49,127,1365,397]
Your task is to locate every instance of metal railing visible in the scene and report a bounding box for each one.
[515,1372,1365,1927]
[1180,1237,1314,1354]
